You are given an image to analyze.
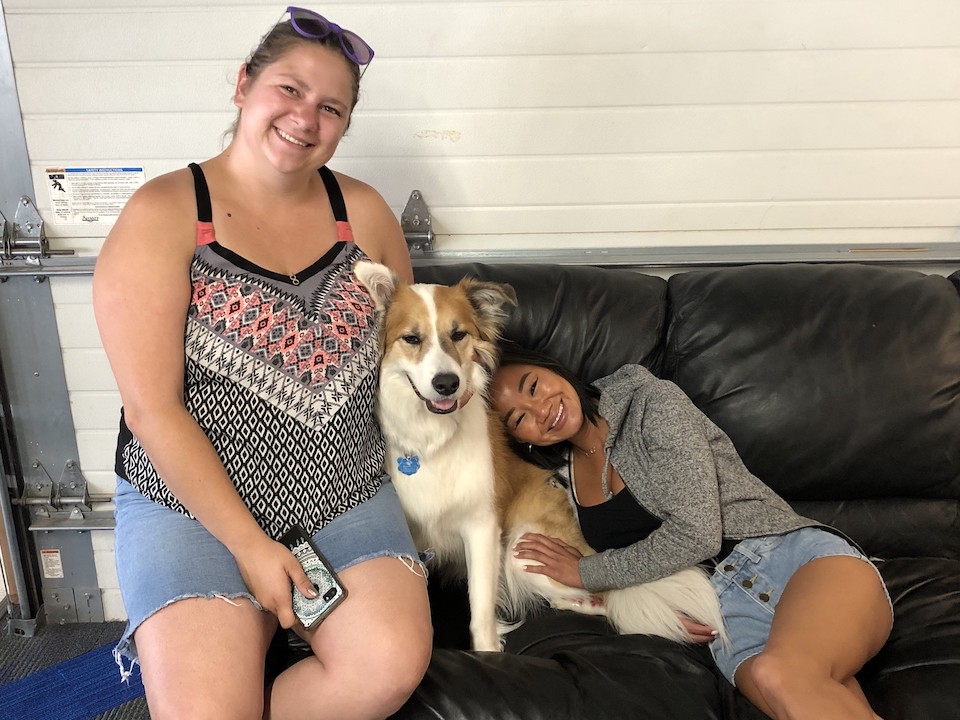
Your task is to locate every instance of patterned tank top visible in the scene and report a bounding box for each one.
[113,163,386,539]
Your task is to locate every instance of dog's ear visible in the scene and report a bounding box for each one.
[460,278,518,370]
[354,260,399,310]
[460,279,517,340]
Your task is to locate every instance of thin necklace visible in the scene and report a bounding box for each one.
[576,441,599,457]
[575,422,611,498]
[570,444,614,501]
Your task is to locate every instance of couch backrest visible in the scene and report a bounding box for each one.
[664,264,960,559]
[414,263,960,560]
[415,263,668,380]
[663,264,960,499]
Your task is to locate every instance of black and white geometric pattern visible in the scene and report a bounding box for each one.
[118,244,386,538]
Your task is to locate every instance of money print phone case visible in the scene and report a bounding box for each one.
[279,525,347,629]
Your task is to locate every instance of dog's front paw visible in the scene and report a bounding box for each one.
[472,636,503,653]
[471,627,503,652]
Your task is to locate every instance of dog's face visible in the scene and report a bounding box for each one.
[355,261,517,415]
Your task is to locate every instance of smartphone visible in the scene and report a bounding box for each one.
[279,525,347,629]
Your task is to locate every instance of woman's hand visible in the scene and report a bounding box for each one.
[513,533,585,588]
[233,537,318,629]
[678,613,719,644]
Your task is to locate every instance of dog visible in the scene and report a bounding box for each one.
[355,261,724,652]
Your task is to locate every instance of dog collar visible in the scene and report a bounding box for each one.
[397,455,420,476]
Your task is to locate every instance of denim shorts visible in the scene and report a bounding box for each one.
[112,477,421,679]
[708,527,891,686]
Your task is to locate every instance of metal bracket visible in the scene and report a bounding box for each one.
[20,459,114,531]
[23,456,109,623]
[18,458,93,514]
[20,459,55,511]
[1,196,74,262]
[401,190,434,254]
[7,605,45,638]
[55,460,89,507]
[44,586,104,625]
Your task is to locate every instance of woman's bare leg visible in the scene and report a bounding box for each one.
[136,596,276,720]
[734,556,891,720]
[266,556,432,720]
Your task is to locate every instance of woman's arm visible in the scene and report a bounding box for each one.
[512,380,725,592]
[93,173,315,626]
[337,172,414,283]
[578,382,725,592]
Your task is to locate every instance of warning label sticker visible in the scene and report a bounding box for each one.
[40,548,65,579]
[45,166,145,224]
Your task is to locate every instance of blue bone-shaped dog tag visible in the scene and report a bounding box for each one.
[397,455,420,476]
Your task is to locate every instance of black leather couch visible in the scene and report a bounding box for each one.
[384,262,960,720]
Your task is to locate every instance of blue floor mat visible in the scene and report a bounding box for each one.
[0,643,144,720]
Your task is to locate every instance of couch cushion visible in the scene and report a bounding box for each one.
[394,614,740,720]
[391,558,960,720]
[663,264,960,507]
[860,557,960,720]
[791,498,960,560]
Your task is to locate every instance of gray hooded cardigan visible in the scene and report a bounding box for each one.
[577,364,819,593]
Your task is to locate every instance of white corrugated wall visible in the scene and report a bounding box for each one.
[4,0,959,619]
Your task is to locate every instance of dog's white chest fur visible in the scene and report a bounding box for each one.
[382,373,497,566]
[355,261,515,651]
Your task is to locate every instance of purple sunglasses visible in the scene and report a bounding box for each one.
[287,6,375,66]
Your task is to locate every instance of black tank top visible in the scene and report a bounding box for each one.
[570,453,664,552]
[113,163,386,540]
[571,452,741,560]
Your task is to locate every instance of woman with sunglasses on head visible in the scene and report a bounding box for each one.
[489,344,892,720]
[95,8,430,719]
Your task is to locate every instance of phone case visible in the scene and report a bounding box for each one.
[279,525,347,629]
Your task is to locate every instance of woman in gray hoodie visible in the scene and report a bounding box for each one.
[490,346,892,720]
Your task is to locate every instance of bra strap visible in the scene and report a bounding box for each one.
[188,162,213,223]
[188,163,348,245]
[318,166,348,222]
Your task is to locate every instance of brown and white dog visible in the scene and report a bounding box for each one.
[355,261,724,651]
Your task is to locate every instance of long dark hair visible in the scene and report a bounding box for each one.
[495,341,601,471]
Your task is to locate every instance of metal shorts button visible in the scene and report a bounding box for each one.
[742,579,753,589]
[758,592,770,602]
[723,564,734,572]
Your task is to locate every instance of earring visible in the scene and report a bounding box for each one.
[527,444,533,453]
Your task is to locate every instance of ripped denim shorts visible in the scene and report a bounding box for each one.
[708,527,891,687]
[112,477,422,679]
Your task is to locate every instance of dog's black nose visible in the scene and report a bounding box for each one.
[432,373,460,396]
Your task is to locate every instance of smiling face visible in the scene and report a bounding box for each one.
[353,261,517,423]
[490,363,588,447]
[381,282,484,414]
[232,42,355,173]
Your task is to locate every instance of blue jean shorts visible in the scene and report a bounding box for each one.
[112,477,421,679]
[708,527,891,686]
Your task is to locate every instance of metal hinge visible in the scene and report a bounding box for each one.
[1,196,74,262]
[401,190,434,255]
[17,459,113,529]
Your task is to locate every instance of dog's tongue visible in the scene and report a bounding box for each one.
[431,398,458,412]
